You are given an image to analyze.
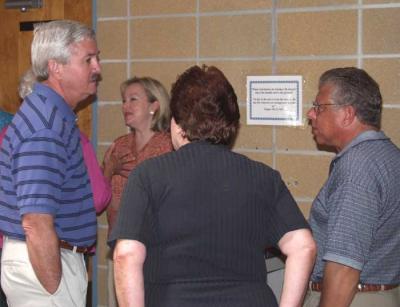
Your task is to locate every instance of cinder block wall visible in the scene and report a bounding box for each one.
[95,1,400,305]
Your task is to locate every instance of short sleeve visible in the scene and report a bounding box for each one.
[14,129,67,216]
[108,167,152,248]
[324,181,378,270]
[263,170,310,246]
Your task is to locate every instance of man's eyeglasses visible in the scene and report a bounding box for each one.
[311,101,337,113]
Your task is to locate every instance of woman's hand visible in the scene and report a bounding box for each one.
[103,143,136,179]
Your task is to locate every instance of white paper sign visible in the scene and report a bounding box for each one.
[247,75,303,126]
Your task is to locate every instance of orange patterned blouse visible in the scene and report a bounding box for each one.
[107,131,173,232]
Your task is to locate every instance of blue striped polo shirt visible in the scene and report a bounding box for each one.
[0,83,96,247]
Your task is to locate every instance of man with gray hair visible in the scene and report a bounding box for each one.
[304,67,400,307]
[0,20,101,306]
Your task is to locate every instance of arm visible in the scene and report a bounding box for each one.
[80,132,112,213]
[114,239,146,307]
[319,261,359,307]
[22,213,61,294]
[278,229,316,307]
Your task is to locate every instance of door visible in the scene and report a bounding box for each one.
[0,0,93,136]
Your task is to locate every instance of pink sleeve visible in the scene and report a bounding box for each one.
[80,132,112,214]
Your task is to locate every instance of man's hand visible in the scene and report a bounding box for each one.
[22,213,61,294]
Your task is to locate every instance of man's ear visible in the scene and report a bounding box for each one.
[342,105,356,127]
[48,59,62,79]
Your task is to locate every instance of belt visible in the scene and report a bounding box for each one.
[310,281,399,292]
[59,241,89,254]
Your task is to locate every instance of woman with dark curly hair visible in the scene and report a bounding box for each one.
[109,65,316,307]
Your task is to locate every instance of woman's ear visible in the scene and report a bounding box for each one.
[150,100,160,114]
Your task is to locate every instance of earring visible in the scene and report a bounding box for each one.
[150,111,155,115]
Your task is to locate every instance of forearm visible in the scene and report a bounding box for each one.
[22,213,61,293]
[280,244,316,306]
[114,240,146,307]
[278,229,316,307]
[319,262,359,307]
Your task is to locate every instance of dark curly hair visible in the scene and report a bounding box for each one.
[170,65,240,145]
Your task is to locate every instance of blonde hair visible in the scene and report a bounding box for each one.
[120,77,171,132]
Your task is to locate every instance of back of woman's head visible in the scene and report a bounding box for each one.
[120,77,171,132]
[170,65,240,145]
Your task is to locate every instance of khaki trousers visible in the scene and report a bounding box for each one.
[303,287,400,307]
[1,237,87,307]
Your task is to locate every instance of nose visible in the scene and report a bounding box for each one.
[92,57,101,73]
[307,107,316,120]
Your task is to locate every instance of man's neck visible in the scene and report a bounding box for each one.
[336,124,377,152]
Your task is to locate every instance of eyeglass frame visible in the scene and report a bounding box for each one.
[311,101,339,114]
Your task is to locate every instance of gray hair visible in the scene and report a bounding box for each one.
[31,20,96,80]
[18,69,39,99]
[120,77,171,132]
[319,67,382,129]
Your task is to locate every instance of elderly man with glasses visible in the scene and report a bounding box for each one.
[303,67,400,307]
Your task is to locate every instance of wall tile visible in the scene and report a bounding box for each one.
[98,63,127,101]
[96,267,108,305]
[276,154,331,198]
[276,122,320,151]
[382,108,400,147]
[97,21,127,59]
[234,107,273,149]
[363,0,400,4]
[96,144,110,166]
[96,227,109,266]
[131,62,196,94]
[363,9,400,54]
[297,201,312,219]
[363,59,400,104]
[131,18,196,58]
[276,60,356,103]
[278,10,357,56]
[278,0,356,7]
[200,0,272,12]
[131,0,196,15]
[97,210,108,226]
[97,0,127,17]
[97,105,127,143]
[200,14,271,57]
[202,61,272,102]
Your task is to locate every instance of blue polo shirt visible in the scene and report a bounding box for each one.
[0,83,96,247]
[310,130,400,284]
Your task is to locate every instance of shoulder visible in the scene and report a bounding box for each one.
[230,149,277,174]
[146,132,173,154]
